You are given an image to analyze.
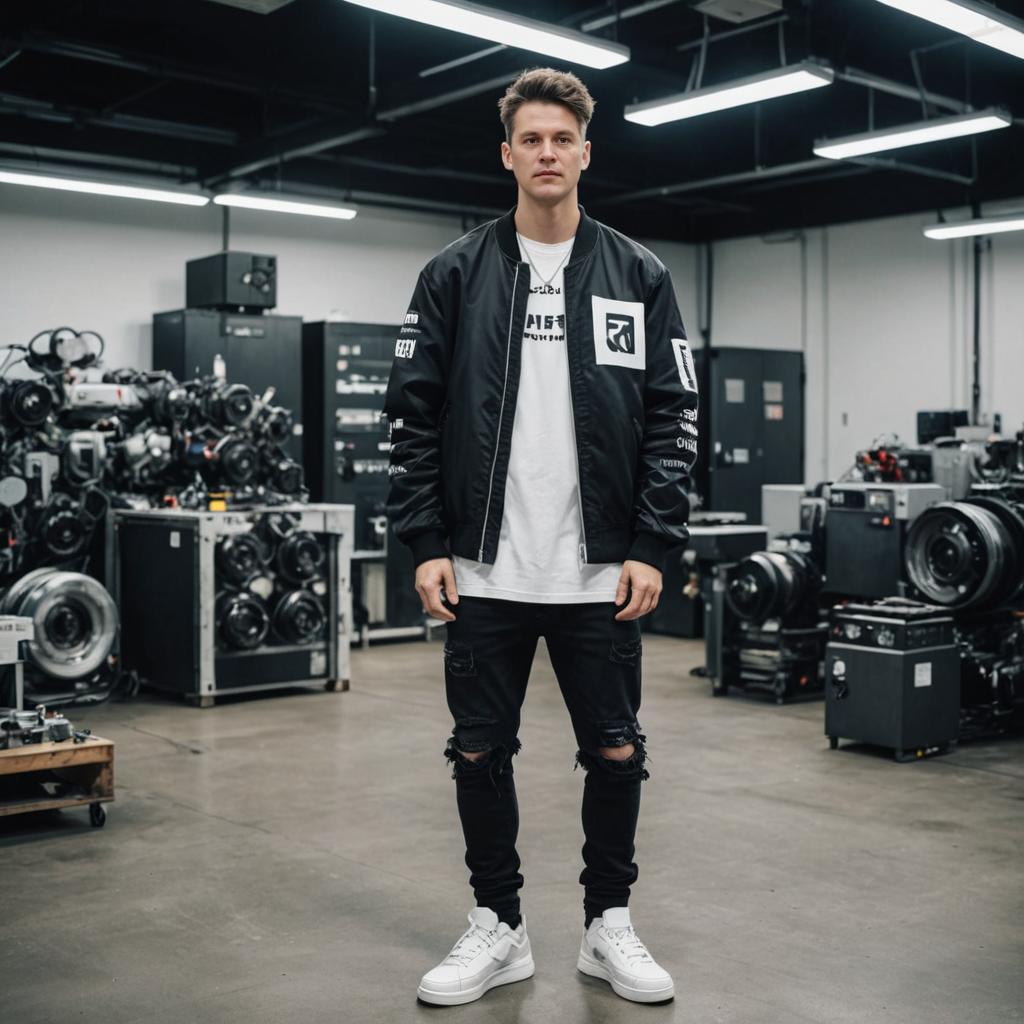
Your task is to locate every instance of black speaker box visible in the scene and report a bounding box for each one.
[186,252,277,311]
[825,603,960,760]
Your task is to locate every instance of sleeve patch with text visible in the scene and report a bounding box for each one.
[671,338,698,392]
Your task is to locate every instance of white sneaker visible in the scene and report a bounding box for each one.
[577,907,675,1003]
[417,907,534,1006]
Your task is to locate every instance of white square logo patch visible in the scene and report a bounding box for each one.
[395,338,416,359]
[671,338,697,392]
[592,295,645,371]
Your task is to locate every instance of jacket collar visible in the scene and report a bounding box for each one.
[495,204,599,267]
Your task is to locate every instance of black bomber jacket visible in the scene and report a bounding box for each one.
[384,206,699,572]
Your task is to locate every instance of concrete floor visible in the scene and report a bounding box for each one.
[4,633,1023,1024]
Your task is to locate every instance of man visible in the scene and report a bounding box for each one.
[385,67,698,1006]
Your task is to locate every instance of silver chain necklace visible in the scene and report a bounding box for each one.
[517,232,573,287]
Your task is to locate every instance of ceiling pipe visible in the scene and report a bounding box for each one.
[843,154,974,185]
[0,48,22,72]
[581,0,686,32]
[202,125,385,185]
[7,33,348,115]
[596,146,974,211]
[314,153,509,186]
[419,44,506,79]
[0,90,237,145]
[836,66,968,113]
[376,73,517,122]
[0,142,197,178]
[675,13,789,52]
[596,159,832,207]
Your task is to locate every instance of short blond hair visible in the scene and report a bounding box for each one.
[498,68,595,143]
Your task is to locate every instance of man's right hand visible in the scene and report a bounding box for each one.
[415,557,459,622]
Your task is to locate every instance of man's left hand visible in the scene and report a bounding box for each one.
[614,560,663,621]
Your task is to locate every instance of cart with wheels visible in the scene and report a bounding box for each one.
[0,736,114,826]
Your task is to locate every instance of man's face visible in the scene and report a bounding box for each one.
[501,101,590,205]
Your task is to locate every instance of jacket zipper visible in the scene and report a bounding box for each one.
[479,262,521,560]
[564,276,589,564]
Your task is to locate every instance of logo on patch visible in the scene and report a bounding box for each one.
[404,312,418,325]
[606,313,636,355]
[395,338,416,359]
[591,296,645,371]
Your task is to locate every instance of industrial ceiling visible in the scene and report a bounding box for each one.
[2,0,1023,241]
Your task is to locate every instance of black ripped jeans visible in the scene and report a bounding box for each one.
[442,596,648,925]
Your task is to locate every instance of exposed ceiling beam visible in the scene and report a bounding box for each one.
[736,164,873,194]
[419,44,505,79]
[0,47,22,72]
[596,152,974,210]
[217,67,522,188]
[0,91,237,145]
[596,159,832,206]
[7,33,347,115]
[0,142,197,178]
[836,66,969,114]
[580,0,685,32]
[199,121,384,184]
[844,155,974,186]
[100,79,169,117]
[314,152,508,187]
[676,13,789,52]
[376,73,517,122]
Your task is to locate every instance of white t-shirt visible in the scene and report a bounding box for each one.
[453,234,623,604]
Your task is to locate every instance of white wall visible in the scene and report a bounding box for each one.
[648,241,698,336]
[703,206,1024,482]
[0,188,472,370]
[823,214,967,480]
[988,229,1024,432]
[0,187,696,372]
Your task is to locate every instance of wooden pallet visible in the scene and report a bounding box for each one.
[0,736,114,826]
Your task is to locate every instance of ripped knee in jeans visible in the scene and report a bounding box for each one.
[574,721,649,780]
[443,720,522,789]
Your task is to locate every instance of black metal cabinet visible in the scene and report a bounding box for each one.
[152,308,303,461]
[300,321,392,518]
[692,347,804,522]
[302,322,421,634]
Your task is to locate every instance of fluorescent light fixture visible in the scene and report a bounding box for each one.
[814,108,1011,159]
[213,193,358,220]
[873,0,1024,61]
[924,213,1024,239]
[0,169,209,206]
[623,61,834,126]
[342,0,629,69]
